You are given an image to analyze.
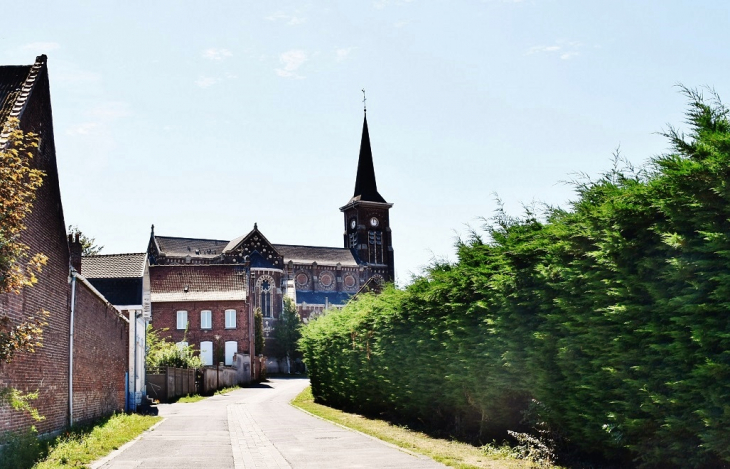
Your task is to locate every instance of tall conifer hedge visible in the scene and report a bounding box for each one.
[299,89,730,467]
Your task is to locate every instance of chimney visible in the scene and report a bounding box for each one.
[69,233,82,273]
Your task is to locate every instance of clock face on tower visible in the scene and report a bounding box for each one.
[370,217,379,227]
[350,219,357,230]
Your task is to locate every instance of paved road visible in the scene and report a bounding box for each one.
[95,377,444,468]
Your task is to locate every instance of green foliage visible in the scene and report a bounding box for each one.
[274,297,301,363]
[145,326,203,369]
[254,307,265,355]
[300,88,730,467]
[0,118,48,426]
[0,388,43,422]
[0,426,43,469]
[67,224,103,255]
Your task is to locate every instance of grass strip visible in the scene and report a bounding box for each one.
[33,413,161,468]
[176,394,206,403]
[290,386,532,469]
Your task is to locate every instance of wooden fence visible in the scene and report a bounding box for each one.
[145,367,197,402]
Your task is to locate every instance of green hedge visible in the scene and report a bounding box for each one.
[299,89,730,468]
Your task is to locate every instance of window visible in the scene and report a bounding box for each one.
[176,311,188,330]
[261,279,272,318]
[176,341,188,350]
[200,310,212,329]
[200,341,213,366]
[225,309,236,329]
[225,341,237,366]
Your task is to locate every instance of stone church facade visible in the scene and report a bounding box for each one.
[146,113,394,365]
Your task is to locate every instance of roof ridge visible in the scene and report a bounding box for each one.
[274,243,349,250]
[156,235,230,243]
[84,252,146,258]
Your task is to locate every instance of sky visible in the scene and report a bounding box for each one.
[1,1,729,284]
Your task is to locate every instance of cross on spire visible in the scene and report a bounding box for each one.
[362,88,367,113]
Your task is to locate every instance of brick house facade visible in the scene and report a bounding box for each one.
[0,56,129,435]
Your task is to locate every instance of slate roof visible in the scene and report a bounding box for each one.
[274,244,359,267]
[82,253,146,279]
[150,265,247,302]
[296,291,352,306]
[155,236,228,259]
[155,235,359,267]
[0,65,31,125]
[351,114,387,204]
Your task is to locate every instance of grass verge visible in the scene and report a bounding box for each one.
[33,413,161,468]
[291,386,533,469]
[176,394,206,403]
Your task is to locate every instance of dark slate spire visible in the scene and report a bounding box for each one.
[352,114,386,203]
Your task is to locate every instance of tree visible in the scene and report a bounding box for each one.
[254,308,265,356]
[273,297,301,373]
[0,118,48,420]
[145,326,203,369]
[67,225,103,256]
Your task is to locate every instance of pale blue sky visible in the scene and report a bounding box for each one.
[2,1,728,282]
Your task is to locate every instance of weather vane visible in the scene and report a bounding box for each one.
[362,88,367,113]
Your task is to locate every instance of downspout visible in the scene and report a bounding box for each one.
[69,270,77,427]
[133,311,138,411]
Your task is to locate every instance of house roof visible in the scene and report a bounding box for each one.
[297,291,352,306]
[153,234,359,267]
[82,253,146,279]
[150,265,247,302]
[274,244,359,267]
[0,65,31,125]
[155,236,228,259]
[0,56,46,137]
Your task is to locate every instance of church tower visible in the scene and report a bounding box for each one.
[340,111,394,281]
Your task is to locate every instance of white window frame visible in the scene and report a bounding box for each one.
[176,341,188,350]
[200,310,212,329]
[225,341,237,366]
[176,310,188,330]
[225,309,236,329]
[200,341,213,366]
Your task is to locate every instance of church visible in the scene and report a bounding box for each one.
[142,112,395,367]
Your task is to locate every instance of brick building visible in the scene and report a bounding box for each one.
[0,56,129,435]
[146,112,394,370]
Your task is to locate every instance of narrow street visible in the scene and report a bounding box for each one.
[94,377,445,468]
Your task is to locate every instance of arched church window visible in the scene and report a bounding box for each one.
[261,279,272,318]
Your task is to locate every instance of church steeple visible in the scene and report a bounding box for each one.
[341,107,395,282]
[351,114,386,204]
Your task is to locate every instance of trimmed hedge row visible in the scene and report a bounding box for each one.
[299,90,730,467]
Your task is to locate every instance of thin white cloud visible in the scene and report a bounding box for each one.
[374,0,415,9]
[88,101,131,119]
[202,48,233,61]
[394,20,411,28]
[66,123,100,136]
[21,41,61,52]
[266,12,306,25]
[276,50,308,79]
[527,40,582,59]
[196,76,220,88]
[336,48,354,62]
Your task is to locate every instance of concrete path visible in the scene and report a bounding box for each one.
[96,377,444,468]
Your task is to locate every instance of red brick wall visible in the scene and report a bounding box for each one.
[71,280,128,424]
[0,63,72,436]
[150,300,251,361]
[1,62,128,435]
